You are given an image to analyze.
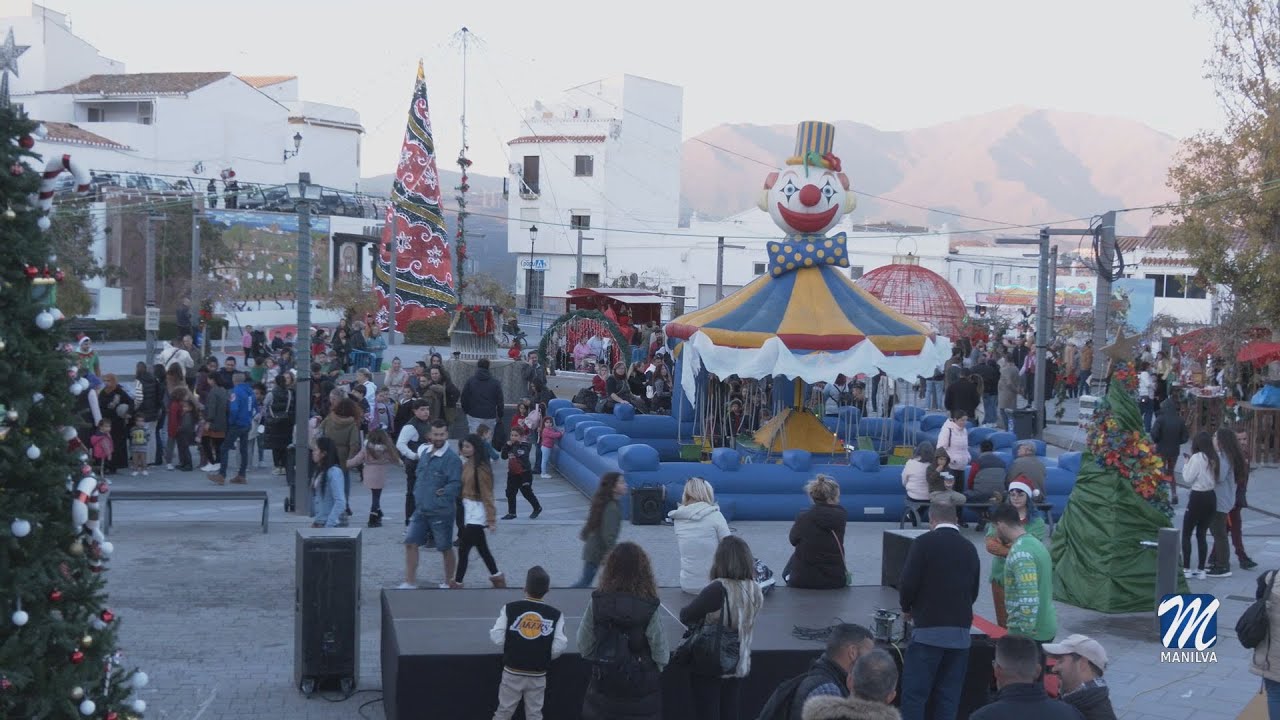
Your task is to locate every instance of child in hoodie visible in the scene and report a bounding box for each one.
[500,425,542,520]
[348,427,400,527]
[537,416,562,479]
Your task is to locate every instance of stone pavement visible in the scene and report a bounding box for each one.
[104,440,1273,719]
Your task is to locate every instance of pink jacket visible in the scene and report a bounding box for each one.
[540,426,563,449]
[90,431,114,461]
[938,419,971,470]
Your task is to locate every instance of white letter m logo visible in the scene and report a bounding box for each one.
[1158,594,1219,651]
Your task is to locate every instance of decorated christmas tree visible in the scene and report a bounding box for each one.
[0,101,149,714]
[1051,361,1189,612]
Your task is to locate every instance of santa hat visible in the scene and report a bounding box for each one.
[1008,480,1035,498]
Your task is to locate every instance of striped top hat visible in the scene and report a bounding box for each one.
[787,121,841,170]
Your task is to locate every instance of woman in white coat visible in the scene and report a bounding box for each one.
[668,477,732,594]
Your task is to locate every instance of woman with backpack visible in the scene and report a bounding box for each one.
[678,535,763,720]
[577,541,668,720]
[573,473,628,588]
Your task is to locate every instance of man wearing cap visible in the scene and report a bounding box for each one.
[991,503,1056,642]
[1045,635,1116,720]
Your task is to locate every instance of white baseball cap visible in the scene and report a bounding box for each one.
[1043,634,1108,673]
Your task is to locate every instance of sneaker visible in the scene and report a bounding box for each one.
[1195,569,1207,580]
[141,470,149,476]
[131,471,140,477]
[395,582,417,590]
[166,463,175,470]
[501,513,516,520]
[530,509,542,519]
[540,474,551,479]
[1206,568,1232,578]
[1242,557,1259,570]
[207,474,225,485]
[201,463,218,472]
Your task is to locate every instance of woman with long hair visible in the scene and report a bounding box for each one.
[574,472,628,588]
[984,480,1046,627]
[318,396,363,518]
[1214,427,1256,570]
[667,477,731,594]
[454,433,505,588]
[1182,431,1220,579]
[577,541,668,720]
[311,436,347,527]
[783,475,849,589]
[679,535,763,720]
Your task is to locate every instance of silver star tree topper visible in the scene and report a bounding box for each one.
[0,27,30,107]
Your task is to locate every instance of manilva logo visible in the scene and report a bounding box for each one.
[1158,594,1219,663]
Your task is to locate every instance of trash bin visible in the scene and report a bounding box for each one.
[1012,409,1038,440]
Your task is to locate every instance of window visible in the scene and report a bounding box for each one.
[671,285,686,316]
[574,155,594,177]
[521,156,540,195]
[525,269,545,310]
[974,269,983,284]
[754,262,766,276]
[582,273,600,288]
[570,214,591,230]
[1164,275,1185,298]
[1147,273,1204,299]
[87,107,104,123]
[137,102,153,125]
[955,270,962,284]
[849,265,864,280]
[1015,274,1023,285]
[1186,276,1208,299]
[994,272,1004,286]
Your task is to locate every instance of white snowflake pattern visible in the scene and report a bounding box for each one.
[426,245,444,267]
[395,230,413,254]
[421,166,437,190]
[398,147,413,169]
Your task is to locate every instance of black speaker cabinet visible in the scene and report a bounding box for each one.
[295,528,362,696]
[881,528,928,588]
[631,486,665,525]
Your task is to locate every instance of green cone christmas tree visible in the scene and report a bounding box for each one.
[0,105,148,716]
[1051,361,1189,612]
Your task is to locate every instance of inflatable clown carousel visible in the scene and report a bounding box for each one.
[665,121,952,454]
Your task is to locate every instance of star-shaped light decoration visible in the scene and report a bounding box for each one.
[1103,327,1142,364]
[0,27,30,108]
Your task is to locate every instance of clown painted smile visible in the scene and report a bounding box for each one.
[776,202,839,234]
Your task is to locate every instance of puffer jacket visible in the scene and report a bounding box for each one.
[802,694,902,720]
[1251,569,1280,681]
[938,419,971,470]
[786,503,848,589]
[667,501,731,594]
[318,413,361,468]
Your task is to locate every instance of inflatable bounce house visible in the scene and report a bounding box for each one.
[549,121,1081,521]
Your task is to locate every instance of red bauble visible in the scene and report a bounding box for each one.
[100,609,114,623]
[69,650,84,664]
[18,135,33,149]
[107,713,118,720]
[54,270,65,282]
[23,265,37,279]
[49,589,63,602]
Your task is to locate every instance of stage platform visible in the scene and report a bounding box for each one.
[380,584,995,719]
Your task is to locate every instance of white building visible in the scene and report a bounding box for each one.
[1119,227,1218,326]
[506,74,683,310]
[4,2,363,191]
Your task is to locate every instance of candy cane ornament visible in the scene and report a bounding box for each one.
[31,153,90,231]
[71,476,95,527]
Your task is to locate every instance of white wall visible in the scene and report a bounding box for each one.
[4,3,124,99]
[603,75,682,229]
[286,101,363,190]
[256,78,298,103]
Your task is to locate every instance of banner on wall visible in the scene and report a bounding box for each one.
[976,280,1095,308]
[1112,277,1156,333]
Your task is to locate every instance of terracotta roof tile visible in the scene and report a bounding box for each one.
[38,121,131,150]
[508,135,606,145]
[50,72,231,95]
[238,75,295,88]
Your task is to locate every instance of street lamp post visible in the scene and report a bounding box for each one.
[286,172,323,515]
[527,224,538,311]
[283,132,303,162]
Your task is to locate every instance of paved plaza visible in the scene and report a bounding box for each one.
[101,432,1273,720]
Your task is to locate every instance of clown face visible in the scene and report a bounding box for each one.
[759,167,856,236]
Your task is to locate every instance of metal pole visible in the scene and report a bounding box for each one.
[1090,210,1117,390]
[528,233,536,311]
[1048,246,1059,347]
[145,216,157,366]
[576,229,584,289]
[715,236,724,301]
[388,226,398,346]
[190,194,202,354]
[293,173,314,517]
[1033,228,1050,439]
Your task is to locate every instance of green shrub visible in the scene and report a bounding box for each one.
[404,317,451,345]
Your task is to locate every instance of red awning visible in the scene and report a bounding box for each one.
[1238,341,1280,365]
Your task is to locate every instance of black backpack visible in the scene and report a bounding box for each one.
[754,672,806,720]
[1237,569,1278,649]
[590,618,650,699]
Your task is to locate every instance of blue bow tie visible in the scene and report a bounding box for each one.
[767,233,851,277]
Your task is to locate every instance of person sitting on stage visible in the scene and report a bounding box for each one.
[489,566,567,720]
[800,648,901,720]
[667,477,731,595]
[783,475,849,589]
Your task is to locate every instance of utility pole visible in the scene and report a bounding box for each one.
[1090,210,1117,390]
[144,215,159,366]
[576,229,584,289]
[716,237,725,301]
[190,193,202,353]
[1048,245,1059,354]
[287,172,320,516]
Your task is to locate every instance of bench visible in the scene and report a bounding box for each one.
[103,489,269,535]
[900,498,1055,536]
[67,318,110,343]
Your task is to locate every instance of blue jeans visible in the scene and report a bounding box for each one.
[218,425,249,477]
[982,395,998,426]
[1077,370,1092,396]
[573,561,600,588]
[925,380,944,410]
[1266,678,1280,719]
[900,642,968,720]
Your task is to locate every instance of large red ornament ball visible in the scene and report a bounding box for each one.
[18,135,33,149]
[107,713,118,720]
[49,589,63,602]
[69,650,84,664]
[100,609,114,623]
[23,265,37,279]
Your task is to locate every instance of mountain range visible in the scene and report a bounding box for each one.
[361,106,1183,272]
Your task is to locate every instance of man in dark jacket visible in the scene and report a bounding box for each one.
[1044,635,1117,720]
[1149,398,1188,505]
[972,635,1084,720]
[898,502,980,720]
[944,371,981,421]
[788,623,876,717]
[461,358,505,435]
[975,358,1001,427]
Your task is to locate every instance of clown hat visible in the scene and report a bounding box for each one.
[787,121,840,170]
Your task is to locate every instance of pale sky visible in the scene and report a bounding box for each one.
[40,0,1223,179]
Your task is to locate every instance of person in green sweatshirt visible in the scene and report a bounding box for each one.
[984,480,1046,628]
[991,502,1056,642]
